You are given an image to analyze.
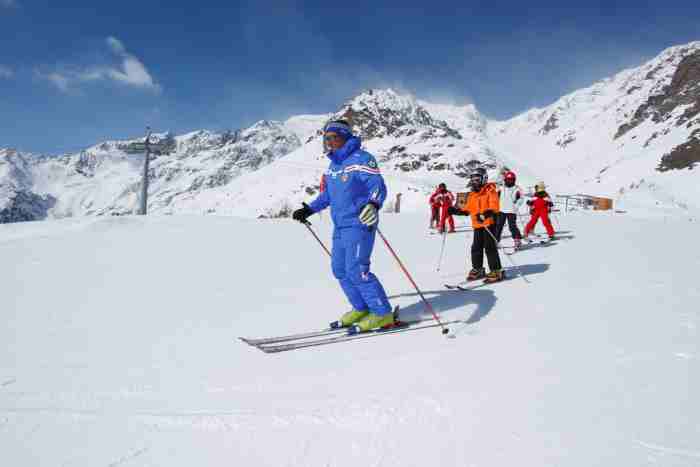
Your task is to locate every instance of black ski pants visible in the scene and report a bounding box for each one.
[472,225,502,272]
[495,212,521,242]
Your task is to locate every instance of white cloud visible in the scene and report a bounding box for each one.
[0,0,18,9]
[33,70,71,92]
[0,65,14,79]
[38,36,160,93]
[47,72,70,92]
[106,36,127,55]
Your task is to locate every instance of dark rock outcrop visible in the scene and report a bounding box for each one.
[657,129,700,171]
[0,191,56,223]
[615,50,700,139]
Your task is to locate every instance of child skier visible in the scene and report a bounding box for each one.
[448,168,504,283]
[291,120,394,332]
[429,186,441,229]
[495,171,523,248]
[436,183,456,233]
[524,182,555,240]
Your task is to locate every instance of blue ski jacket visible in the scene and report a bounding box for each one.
[308,136,387,228]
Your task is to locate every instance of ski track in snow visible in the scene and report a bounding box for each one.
[635,440,700,460]
[106,447,150,467]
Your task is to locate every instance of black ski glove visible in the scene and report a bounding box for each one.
[447,206,463,216]
[292,203,314,223]
[526,200,533,206]
[483,210,495,219]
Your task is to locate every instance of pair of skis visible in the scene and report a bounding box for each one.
[240,315,462,354]
[444,274,512,291]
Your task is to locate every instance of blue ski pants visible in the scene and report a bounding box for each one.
[331,226,392,315]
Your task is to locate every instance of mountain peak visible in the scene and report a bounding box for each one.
[331,88,463,140]
[343,88,417,115]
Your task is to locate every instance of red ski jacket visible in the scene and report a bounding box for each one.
[429,190,440,207]
[434,191,454,208]
[527,191,553,215]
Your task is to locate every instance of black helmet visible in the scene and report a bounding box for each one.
[438,183,447,191]
[469,168,487,190]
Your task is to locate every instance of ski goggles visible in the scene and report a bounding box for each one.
[323,133,343,142]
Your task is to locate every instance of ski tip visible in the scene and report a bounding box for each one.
[239,337,261,347]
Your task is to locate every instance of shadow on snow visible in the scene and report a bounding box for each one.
[388,262,550,326]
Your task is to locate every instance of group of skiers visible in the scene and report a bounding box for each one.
[430,172,555,239]
[292,120,556,333]
[442,169,556,284]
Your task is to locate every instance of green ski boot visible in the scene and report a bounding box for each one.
[353,311,396,333]
[330,309,369,329]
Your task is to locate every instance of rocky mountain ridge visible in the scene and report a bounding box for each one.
[2,41,700,223]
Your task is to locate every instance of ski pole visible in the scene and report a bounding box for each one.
[551,211,562,232]
[436,229,448,272]
[376,228,449,335]
[302,221,331,257]
[484,224,530,285]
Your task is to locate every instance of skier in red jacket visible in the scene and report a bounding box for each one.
[436,183,456,233]
[524,182,555,240]
[429,186,441,229]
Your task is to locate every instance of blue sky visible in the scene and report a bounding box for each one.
[1,0,699,154]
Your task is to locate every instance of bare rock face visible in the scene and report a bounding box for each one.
[0,191,57,223]
[657,129,700,172]
[540,113,559,135]
[616,49,700,140]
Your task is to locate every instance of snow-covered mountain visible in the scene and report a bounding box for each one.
[1,121,303,222]
[490,41,700,213]
[0,149,57,223]
[0,89,494,221]
[215,89,497,218]
[2,41,700,223]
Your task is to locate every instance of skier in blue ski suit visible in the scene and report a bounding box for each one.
[292,121,393,330]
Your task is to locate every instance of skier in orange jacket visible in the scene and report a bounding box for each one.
[448,168,504,283]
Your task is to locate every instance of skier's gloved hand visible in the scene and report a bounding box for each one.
[359,203,379,226]
[447,206,463,216]
[476,213,485,223]
[526,200,533,206]
[292,203,314,223]
[547,201,554,208]
[483,210,495,219]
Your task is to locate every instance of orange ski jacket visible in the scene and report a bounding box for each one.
[459,182,500,229]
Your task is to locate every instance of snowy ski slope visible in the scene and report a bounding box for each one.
[1,212,698,466]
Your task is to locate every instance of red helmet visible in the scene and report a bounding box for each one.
[504,171,516,182]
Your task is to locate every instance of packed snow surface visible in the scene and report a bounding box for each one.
[1,212,698,466]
